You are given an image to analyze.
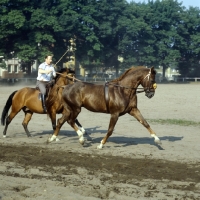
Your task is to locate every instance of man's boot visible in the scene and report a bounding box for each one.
[41,94,47,113]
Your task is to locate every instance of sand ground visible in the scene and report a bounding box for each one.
[0,83,200,200]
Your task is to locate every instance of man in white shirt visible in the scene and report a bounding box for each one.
[36,55,56,112]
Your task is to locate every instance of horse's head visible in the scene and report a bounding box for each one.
[140,67,157,99]
[55,68,76,86]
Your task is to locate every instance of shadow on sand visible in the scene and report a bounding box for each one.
[34,126,183,150]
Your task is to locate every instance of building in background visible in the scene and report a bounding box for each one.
[0,56,24,79]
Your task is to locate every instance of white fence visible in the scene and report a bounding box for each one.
[0,77,200,85]
[174,77,200,82]
[0,78,36,85]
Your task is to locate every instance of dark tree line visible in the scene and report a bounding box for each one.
[0,0,200,77]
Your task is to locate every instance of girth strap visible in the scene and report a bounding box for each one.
[104,82,110,113]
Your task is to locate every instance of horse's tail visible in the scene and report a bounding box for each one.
[1,91,17,126]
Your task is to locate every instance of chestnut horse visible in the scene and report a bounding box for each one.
[48,66,161,148]
[1,68,86,138]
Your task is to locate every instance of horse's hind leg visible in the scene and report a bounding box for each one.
[75,118,85,133]
[3,117,10,137]
[22,110,33,137]
[68,117,85,145]
[3,110,20,137]
[129,108,161,144]
[75,118,92,141]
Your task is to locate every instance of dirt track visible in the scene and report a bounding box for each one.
[0,84,200,199]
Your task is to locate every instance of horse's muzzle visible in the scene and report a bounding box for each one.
[145,83,156,98]
[145,90,155,98]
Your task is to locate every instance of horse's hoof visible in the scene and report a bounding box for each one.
[3,135,6,138]
[55,137,60,142]
[155,139,162,145]
[79,139,85,145]
[47,135,57,143]
[97,145,103,149]
[79,136,85,145]
[97,143,103,149]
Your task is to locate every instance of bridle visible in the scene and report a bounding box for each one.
[105,68,156,94]
[142,69,157,93]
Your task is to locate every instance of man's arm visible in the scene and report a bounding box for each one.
[39,68,52,74]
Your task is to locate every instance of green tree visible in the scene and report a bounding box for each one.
[120,2,156,67]
[145,0,185,78]
[0,0,199,79]
[0,0,66,73]
[177,6,200,76]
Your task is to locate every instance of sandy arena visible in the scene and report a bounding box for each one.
[0,83,200,200]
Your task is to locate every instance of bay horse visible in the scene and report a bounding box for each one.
[48,66,161,148]
[1,68,86,138]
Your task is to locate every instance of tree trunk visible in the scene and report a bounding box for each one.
[162,64,166,80]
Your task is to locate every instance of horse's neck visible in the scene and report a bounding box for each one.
[46,80,63,103]
[56,79,66,87]
[119,72,143,88]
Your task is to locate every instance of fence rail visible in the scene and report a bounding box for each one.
[0,78,36,85]
[0,76,200,85]
[174,77,200,82]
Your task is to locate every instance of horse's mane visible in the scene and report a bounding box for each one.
[110,66,146,83]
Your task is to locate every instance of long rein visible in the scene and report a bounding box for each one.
[54,51,146,93]
[56,69,152,94]
[55,72,148,94]
[105,82,145,94]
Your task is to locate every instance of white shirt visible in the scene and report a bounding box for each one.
[37,62,56,81]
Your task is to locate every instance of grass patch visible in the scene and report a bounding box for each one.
[147,119,200,126]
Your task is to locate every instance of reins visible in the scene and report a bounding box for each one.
[54,49,150,94]
[56,67,152,95]
[105,82,145,94]
[56,72,81,82]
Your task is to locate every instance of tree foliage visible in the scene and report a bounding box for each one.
[0,0,199,77]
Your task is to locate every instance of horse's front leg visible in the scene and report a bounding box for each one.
[47,113,67,143]
[129,107,161,144]
[48,111,60,141]
[97,113,119,149]
[49,111,56,131]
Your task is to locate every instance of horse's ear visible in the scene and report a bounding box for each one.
[150,66,154,71]
[150,66,156,74]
